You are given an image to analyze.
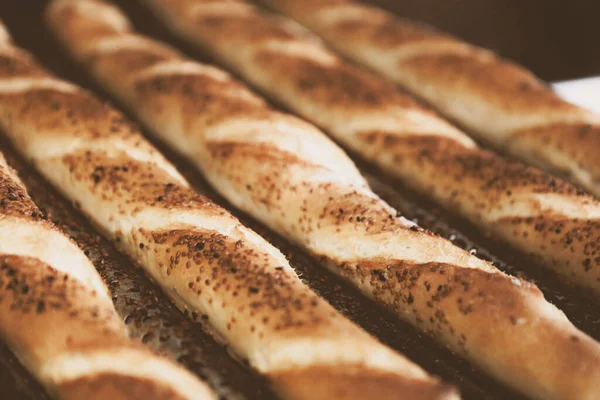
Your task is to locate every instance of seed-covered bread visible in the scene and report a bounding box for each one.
[254,0,600,198]
[48,1,600,399]
[1,14,450,400]
[0,152,214,400]
[130,0,600,298]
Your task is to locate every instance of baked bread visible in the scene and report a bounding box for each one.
[48,1,600,399]
[253,0,600,198]
[0,153,214,399]
[0,15,450,400]
[133,0,600,297]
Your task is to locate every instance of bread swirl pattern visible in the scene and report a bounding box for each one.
[134,0,600,297]
[253,0,600,198]
[0,151,214,398]
[1,14,449,400]
[49,1,600,399]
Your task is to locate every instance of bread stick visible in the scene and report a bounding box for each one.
[134,0,600,297]
[254,0,600,198]
[0,152,214,399]
[2,14,449,400]
[51,1,600,399]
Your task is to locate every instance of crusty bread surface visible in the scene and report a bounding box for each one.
[254,0,600,198]
[0,136,214,400]
[5,10,453,400]
[47,1,600,399]
[133,0,600,297]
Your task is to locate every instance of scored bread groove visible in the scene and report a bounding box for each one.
[1,10,454,400]
[252,0,600,198]
[54,0,600,399]
[0,147,215,398]
[0,132,279,400]
[134,0,600,296]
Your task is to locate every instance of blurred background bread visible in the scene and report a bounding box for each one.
[368,0,599,81]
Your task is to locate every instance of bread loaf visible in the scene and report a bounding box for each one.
[134,0,600,297]
[1,13,450,400]
[0,150,214,399]
[135,0,600,293]
[49,1,600,399]
[253,0,600,198]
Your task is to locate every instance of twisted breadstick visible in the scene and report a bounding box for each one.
[254,0,600,198]
[48,1,600,399]
[136,0,600,297]
[0,14,449,400]
[0,153,214,398]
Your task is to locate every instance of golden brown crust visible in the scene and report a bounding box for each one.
[339,260,600,400]
[270,365,460,400]
[354,132,600,289]
[0,163,44,219]
[0,255,131,362]
[99,1,600,399]
[0,145,214,399]
[253,50,420,111]
[60,150,220,215]
[0,50,48,79]
[0,89,133,138]
[135,0,600,295]
[199,13,296,44]
[138,1,600,290]
[324,15,446,48]
[400,53,566,112]
[263,0,600,196]
[133,72,272,127]
[39,3,451,399]
[133,226,345,341]
[58,374,188,400]
[43,0,130,58]
[92,47,179,82]
[510,122,600,185]
[260,0,455,50]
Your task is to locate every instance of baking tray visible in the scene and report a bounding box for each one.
[1,1,598,399]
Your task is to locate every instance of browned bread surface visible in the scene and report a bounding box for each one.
[49,1,600,399]
[128,0,600,299]
[271,365,458,400]
[0,255,210,400]
[256,0,600,197]
[0,147,214,399]
[5,9,450,400]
